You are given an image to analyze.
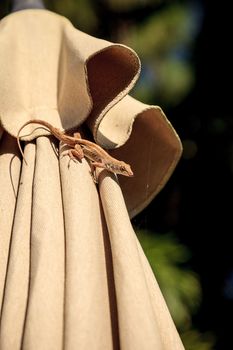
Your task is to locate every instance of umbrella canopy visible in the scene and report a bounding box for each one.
[0,3,184,349]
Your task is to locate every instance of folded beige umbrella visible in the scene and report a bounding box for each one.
[0,5,184,350]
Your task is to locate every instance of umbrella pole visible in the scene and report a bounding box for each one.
[10,0,45,12]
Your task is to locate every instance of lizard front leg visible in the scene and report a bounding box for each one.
[70,145,98,183]
[85,159,98,183]
[91,161,106,170]
[74,144,84,159]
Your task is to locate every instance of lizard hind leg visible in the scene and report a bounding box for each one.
[62,148,84,168]
[74,144,84,159]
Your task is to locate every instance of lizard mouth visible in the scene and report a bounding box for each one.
[126,169,134,177]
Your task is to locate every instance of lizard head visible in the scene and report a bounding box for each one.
[109,161,134,177]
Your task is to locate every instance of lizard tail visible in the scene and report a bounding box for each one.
[16,119,54,165]
[17,127,28,165]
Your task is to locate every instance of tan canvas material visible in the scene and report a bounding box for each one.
[0,9,184,349]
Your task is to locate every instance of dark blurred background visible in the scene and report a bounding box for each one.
[1,1,232,349]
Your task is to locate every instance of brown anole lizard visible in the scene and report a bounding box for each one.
[17,119,133,178]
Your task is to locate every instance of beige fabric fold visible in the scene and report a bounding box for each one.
[0,133,21,313]
[104,95,182,217]
[0,9,182,217]
[0,141,36,349]
[98,170,184,349]
[0,137,184,349]
[22,137,65,349]
[0,9,140,141]
[0,8,184,350]
[59,145,114,349]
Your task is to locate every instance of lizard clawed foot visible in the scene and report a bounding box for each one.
[86,160,98,183]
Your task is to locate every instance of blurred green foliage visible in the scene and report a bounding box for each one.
[136,230,200,328]
[120,3,195,57]
[181,330,215,350]
[103,0,162,12]
[137,230,215,349]
[119,3,198,106]
[45,0,98,31]
[45,0,200,107]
